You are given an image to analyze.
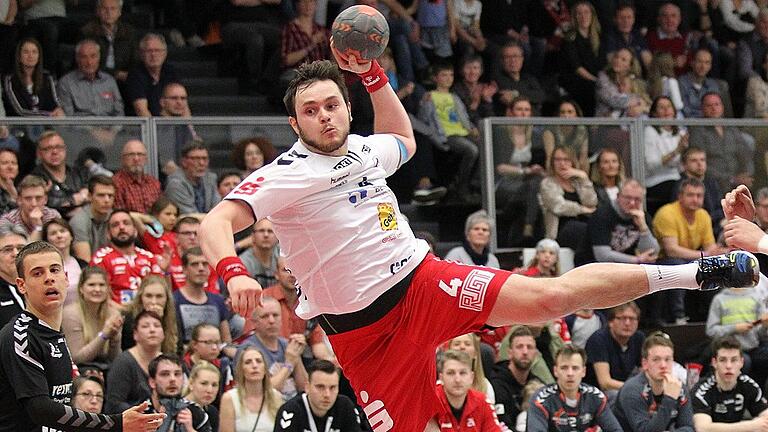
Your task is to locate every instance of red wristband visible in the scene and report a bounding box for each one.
[358,60,389,94]
[216,256,250,285]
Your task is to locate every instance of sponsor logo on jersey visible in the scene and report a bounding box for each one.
[360,391,393,432]
[377,203,397,231]
[333,158,353,170]
[362,144,371,153]
[49,342,63,358]
[389,254,412,274]
[233,177,266,195]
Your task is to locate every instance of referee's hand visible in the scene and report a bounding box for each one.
[122,402,165,432]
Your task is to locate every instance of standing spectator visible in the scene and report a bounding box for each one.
[69,175,114,262]
[445,210,500,268]
[589,148,625,206]
[219,346,282,432]
[231,137,277,178]
[560,1,604,117]
[61,267,123,365]
[493,42,545,115]
[0,223,27,327]
[452,55,496,128]
[112,139,162,214]
[30,131,89,217]
[603,4,653,70]
[0,174,61,240]
[124,33,178,116]
[18,0,78,73]
[736,8,768,80]
[157,83,202,165]
[594,48,650,118]
[0,0,17,75]
[678,49,725,118]
[121,275,179,355]
[238,219,279,288]
[42,218,85,304]
[716,0,759,54]
[164,142,221,215]
[2,37,63,117]
[407,0,455,61]
[80,0,138,83]
[279,0,330,88]
[0,148,18,215]
[613,332,695,432]
[451,0,487,58]
[57,39,123,117]
[644,96,686,215]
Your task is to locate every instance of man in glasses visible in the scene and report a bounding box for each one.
[30,131,89,217]
[0,223,27,328]
[164,142,220,215]
[113,139,162,214]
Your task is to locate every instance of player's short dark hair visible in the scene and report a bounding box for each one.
[88,174,114,193]
[16,241,62,278]
[133,310,163,332]
[642,331,674,358]
[148,353,182,379]
[555,345,587,366]
[711,336,743,357]
[607,301,641,320]
[283,60,350,118]
[679,177,705,194]
[307,359,338,380]
[181,246,205,267]
[508,325,534,344]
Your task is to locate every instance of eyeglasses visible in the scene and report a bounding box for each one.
[39,144,65,152]
[76,392,104,401]
[0,244,25,255]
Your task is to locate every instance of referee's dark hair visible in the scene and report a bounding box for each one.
[15,241,62,278]
[306,359,338,380]
[148,353,183,379]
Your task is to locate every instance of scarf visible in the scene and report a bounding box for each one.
[462,239,489,265]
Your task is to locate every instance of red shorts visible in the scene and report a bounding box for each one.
[327,254,509,432]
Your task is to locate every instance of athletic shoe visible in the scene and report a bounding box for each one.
[696,251,760,291]
[412,186,447,203]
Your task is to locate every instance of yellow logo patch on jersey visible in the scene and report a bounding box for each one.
[377,202,398,231]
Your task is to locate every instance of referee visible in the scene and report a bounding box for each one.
[0,241,166,432]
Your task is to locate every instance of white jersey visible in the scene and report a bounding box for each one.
[226,134,429,318]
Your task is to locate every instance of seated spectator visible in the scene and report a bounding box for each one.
[614,332,695,432]
[158,82,201,159]
[644,96,686,215]
[121,275,179,355]
[124,33,178,116]
[417,62,480,200]
[447,333,495,403]
[584,302,644,395]
[647,52,684,113]
[105,310,163,413]
[0,174,61,240]
[42,218,85,303]
[238,218,279,288]
[434,350,502,432]
[527,345,622,432]
[164,142,221,215]
[736,8,768,80]
[274,359,364,432]
[589,178,660,264]
[173,247,232,344]
[564,309,605,349]
[2,38,64,117]
[217,171,242,201]
[512,238,560,277]
[524,0,571,76]
[173,216,218,292]
[132,196,181,286]
[144,354,212,431]
[595,48,651,118]
[445,209,500,268]
[69,175,114,262]
[0,223,27,328]
[560,1,605,117]
[672,147,725,236]
[451,0,487,59]
[539,145,597,266]
[646,3,691,75]
[745,51,768,118]
[184,361,222,432]
[679,48,728,118]
[80,0,138,83]
[0,148,18,215]
[602,4,652,70]
[239,297,309,400]
[688,93,754,192]
[706,282,768,387]
[71,376,105,414]
[220,346,282,432]
[692,336,768,430]
[183,324,234,401]
[30,131,88,217]
[112,139,162,214]
[57,39,123,117]
[61,267,122,365]
[493,42,545,115]
[91,209,164,304]
[279,0,330,87]
[493,96,544,241]
[230,136,278,178]
[589,147,625,205]
[452,55,496,128]
[541,99,589,171]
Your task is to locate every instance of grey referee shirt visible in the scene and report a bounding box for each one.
[57,70,124,116]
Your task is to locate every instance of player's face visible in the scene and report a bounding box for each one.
[554,353,585,394]
[17,251,68,314]
[184,254,210,287]
[289,79,351,156]
[175,222,199,252]
[133,314,164,349]
[80,273,109,305]
[73,380,104,413]
[509,335,536,371]
[466,222,491,249]
[240,349,267,383]
[307,371,340,414]
[192,326,222,362]
[254,301,282,338]
[0,234,25,279]
[45,222,72,254]
[642,345,674,382]
[108,212,137,246]
[440,359,473,399]
[448,334,476,357]
[141,283,167,316]
[712,348,744,388]
[151,360,183,397]
[189,369,219,406]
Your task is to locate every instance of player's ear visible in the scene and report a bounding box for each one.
[288,116,300,135]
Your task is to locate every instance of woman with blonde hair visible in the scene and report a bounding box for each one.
[595,48,650,117]
[560,1,604,116]
[447,333,495,403]
[121,275,180,354]
[61,266,123,364]
[589,147,625,205]
[220,346,282,432]
[185,361,222,432]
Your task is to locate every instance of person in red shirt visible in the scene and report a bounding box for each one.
[91,209,165,304]
[435,350,504,432]
[513,239,560,277]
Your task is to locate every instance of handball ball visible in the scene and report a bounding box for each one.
[331,5,390,61]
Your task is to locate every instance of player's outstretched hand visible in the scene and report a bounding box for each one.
[122,401,165,432]
[228,275,263,319]
[329,37,372,74]
[724,216,765,253]
[722,185,755,221]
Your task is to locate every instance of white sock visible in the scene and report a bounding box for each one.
[642,263,700,293]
